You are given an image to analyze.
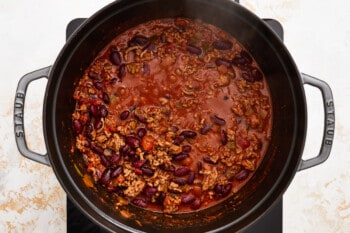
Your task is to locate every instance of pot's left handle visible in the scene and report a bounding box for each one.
[14,66,51,166]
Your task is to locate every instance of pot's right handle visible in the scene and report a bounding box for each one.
[298,73,335,171]
[14,66,51,166]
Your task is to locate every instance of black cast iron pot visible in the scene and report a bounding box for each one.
[14,0,335,232]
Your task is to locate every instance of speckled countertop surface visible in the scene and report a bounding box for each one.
[1,0,349,232]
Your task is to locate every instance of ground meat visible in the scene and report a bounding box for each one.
[202,167,218,191]
[72,18,272,214]
[163,193,182,213]
[124,179,146,198]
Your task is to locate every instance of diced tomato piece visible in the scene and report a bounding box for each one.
[141,135,154,151]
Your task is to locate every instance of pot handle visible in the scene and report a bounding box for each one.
[14,66,51,166]
[298,73,335,171]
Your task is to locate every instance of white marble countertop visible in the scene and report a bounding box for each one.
[1,0,349,232]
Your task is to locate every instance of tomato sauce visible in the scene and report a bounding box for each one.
[72,18,272,213]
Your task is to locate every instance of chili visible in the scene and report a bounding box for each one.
[72,18,272,214]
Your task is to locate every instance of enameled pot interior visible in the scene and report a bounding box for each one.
[44,0,307,232]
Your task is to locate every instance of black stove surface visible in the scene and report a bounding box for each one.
[66,18,283,233]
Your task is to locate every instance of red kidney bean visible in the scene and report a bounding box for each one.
[180,130,197,139]
[212,39,233,50]
[181,145,192,153]
[125,135,141,148]
[125,153,136,162]
[100,168,112,185]
[187,44,202,55]
[89,104,100,118]
[119,110,130,120]
[137,128,147,138]
[110,78,119,84]
[124,149,137,161]
[143,186,158,196]
[109,153,121,165]
[173,153,189,161]
[119,144,130,156]
[159,164,175,172]
[214,184,223,194]
[232,50,253,66]
[91,144,104,155]
[221,129,228,146]
[172,126,179,132]
[134,168,142,175]
[187,171,195,184]
[203,156,218,164]
[118,64,126,79]
[240,66,263,83]
[141,166,154,176]
[222,183,232,196]
[172,177,187,185]
[232,56,247,66]
[110,49,122,66]
[128,149,136,157]
[98,105,108,118]
[145,42,156,52]
[72,119,83,134]
[173,135,185,145]
[102,92,110,104]
[181,194,195,204]
[210,114,226,126]
[132,198,148,208]
[88,71,100,80]
[214,183,232,196]
[200,123,211,135]
[241,71,252,82]
[174,167,191,176]
[241,72,254,83]
[142,63,150,75]
[93,81,104,90]
[156,192,166,205]
[129,35,150,47]
[235,169,249,181]
[94,118,103,130]
[100,155,111,167]
[240,50,253,63]
[85,124,93,137]
[134,112,147,123]
[129,104,137,112]
[191,199,201,210]
[215,58,232,68]
[237,138,250,149]
[197,161,203,172]
[111,166,123,178]
[133,159,146,168]
[251,67,263,81]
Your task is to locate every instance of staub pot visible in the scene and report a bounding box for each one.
[14,0,335,232]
